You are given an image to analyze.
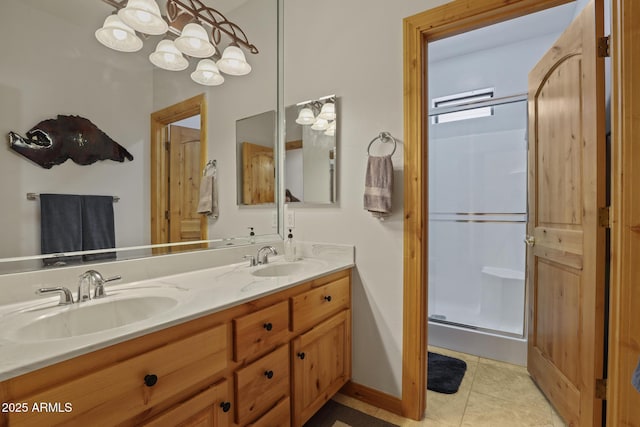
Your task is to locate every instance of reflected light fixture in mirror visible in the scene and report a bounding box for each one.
[97,0,258,85]
[295,95,336,132]
[95,15,143,52]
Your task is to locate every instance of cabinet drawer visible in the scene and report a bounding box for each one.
[6,324,228,427]
[291,275,350,332]
[233,300,289,362]
[246,397,291,427]
[235,344,290,425]
[141,379,231,427]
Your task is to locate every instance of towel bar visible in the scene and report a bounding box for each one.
[27,193,120,202]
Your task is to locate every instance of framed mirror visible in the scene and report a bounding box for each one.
[284,95,337,205]
[0,0,281,274]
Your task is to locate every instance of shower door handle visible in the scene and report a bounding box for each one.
[524,235,535,247]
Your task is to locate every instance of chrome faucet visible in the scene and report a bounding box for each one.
[78,270,122,302]
[256,246,278,265]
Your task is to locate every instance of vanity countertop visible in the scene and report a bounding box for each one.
[0,243,354,382]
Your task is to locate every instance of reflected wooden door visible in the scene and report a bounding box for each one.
[526,1,606,426]
[169,125,206,252]
[242,141,275,204]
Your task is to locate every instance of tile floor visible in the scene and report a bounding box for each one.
[333,346,567,427]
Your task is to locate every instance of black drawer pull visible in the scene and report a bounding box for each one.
[263,322,273,331]
[324,295,332,302]
[144,374,158,387]
[220,401,231,413]
[297,352,305,360]
[264,370,274,379]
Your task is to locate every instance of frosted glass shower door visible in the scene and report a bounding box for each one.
[428,100,527,336]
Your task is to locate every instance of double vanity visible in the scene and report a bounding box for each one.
[0,243,354,427]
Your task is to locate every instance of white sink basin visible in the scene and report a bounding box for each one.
[2,286,187,342]
[252,262,305,277]
[250,259,327,278]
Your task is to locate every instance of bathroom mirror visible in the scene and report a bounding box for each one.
[284,95,337,205]
[0,0,281,273]
[236,110,277,206]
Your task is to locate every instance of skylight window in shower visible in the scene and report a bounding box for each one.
[431,88,494,124]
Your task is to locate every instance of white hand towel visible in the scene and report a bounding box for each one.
[364,154,393,219]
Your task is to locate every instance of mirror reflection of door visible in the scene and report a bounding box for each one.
[169,123,204,252]
[150,94,208,254]
[242,141,275,204]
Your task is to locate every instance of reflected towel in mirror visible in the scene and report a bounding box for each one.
[197,170,219,219]
[40,194,83,265]
[364,154,393,219]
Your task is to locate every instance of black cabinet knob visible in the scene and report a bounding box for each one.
[324,295,332,302]
[297,352,305,360]
[264,370,274,379]
[220,401,231,413]
[144,374,158,387]
[263,322,273,331]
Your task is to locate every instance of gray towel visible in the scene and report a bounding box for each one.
[633,357,640,392]
[197,173,219,219]
[40,194,83,265]
[81,195,116,261]
[364,155,393,218]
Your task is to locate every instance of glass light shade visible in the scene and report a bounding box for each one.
[318,102,336,120]
[295,108,315,125]
[175,23,216,58]
[118,0,168,35]
[311,118,329,131]
[149,40,189,71]
[325,120,336,136]
[216,46,251,76]
[191,59,224,86]
[95,15,143,52]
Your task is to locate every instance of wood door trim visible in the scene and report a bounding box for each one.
[608,0,640,424]
[150,94,207,248]
[402,0,584,421]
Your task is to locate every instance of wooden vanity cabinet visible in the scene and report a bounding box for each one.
[0,268,351,427]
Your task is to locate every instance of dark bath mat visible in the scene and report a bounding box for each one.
[427,351,467,394]
[304,399,399,427]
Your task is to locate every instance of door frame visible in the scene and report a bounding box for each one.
[150,93,208,247]
[402,0,636,422]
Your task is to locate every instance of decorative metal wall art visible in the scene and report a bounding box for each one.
[8,115,134,169]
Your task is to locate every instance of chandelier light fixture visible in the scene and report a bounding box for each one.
[96,0,258,86]
[295,95,337,136]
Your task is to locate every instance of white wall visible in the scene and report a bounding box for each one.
[0,0,152,258]
[284,0,452,397]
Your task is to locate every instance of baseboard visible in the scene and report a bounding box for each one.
[340,381,403,416]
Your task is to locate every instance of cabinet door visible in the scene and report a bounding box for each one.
[291,310,351,427]
[142,379,231,427]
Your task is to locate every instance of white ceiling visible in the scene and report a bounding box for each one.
[429,2,578,63]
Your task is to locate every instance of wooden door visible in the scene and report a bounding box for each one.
[526,1,606,426]
[242,141,275,204]
[169,125,207,252]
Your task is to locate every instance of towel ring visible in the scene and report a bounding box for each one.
[367,132,397,156]
[203,159,217,176]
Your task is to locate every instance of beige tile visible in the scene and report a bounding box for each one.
[373,408,425,427]
[472,358,550,409]
[461,391,554,427]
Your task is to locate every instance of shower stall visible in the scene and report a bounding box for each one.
[427,96,528,365]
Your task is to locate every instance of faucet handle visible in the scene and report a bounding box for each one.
[243,255,257,267]
[94,275,121,299]
[36,287,74,305]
